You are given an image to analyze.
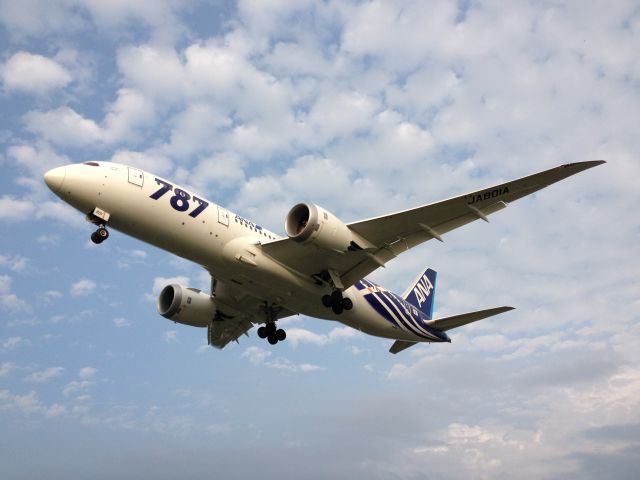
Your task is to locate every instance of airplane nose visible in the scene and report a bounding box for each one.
[44,166,66,193]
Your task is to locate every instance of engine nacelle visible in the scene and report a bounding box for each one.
[157,284,215,327]
[285,203,370,253]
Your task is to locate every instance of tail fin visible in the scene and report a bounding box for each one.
[402,268,437,319]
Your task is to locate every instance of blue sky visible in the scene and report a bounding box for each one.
[1,1,639,478]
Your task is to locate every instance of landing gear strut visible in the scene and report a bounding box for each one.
[90,225,109,244]
[321,290,353,315]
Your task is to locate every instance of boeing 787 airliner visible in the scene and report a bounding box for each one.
[44,160,604,353]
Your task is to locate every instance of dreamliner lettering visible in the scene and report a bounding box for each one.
[467,186,510,205]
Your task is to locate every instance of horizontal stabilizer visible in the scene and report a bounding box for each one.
[426,306,514,331]
[389,340,418,354]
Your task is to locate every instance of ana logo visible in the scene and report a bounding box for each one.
[413,274,433,307]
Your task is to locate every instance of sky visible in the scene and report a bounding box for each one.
[0,0,639,478]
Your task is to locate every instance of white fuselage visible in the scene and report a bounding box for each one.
[45,162,446,344]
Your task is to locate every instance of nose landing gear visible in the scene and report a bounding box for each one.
[87,208,111,245]
[90,226,109,244]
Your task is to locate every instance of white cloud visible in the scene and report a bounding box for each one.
[0,274,11,294]
[62,380,93,397]
[0,254,29,272]
[23,88,154,147]
[37,234,61,246]
[24,107,102,147]
[0,362,16,377]
[6,143,69,177]
[0,389,66,418]
[110,149,174,176]
[1,51,71,93]
[113,317,131,328]
[0,336,23,352]
[26,366,65,383]
[0,195,33,221]
[241,346,324,372]
[146,276,189,302]
[78,367,96,380]
[70,278,96,297]
[285,326,360,347]
[61,368,96,397]
[0,0,184,42]
[0,275,29,311]
[163,330,178,343]
[40,290,63,303]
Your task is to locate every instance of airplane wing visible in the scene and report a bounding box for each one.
[262,161,604,287]
[208,277,296,349]
[208,316,254,349]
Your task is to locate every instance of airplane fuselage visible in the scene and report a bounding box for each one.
[44,162,448,344]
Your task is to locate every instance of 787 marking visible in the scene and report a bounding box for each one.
[149,178,209,218]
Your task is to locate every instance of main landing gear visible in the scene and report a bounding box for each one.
[257,322,286,345]
[321,290,353,315]
[258,302,286,345]
[90,225,109,244]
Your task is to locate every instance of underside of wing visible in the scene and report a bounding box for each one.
[261,161,604,287]
[208,317,254,349]
[208,276,296,349]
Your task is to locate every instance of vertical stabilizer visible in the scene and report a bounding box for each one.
[402,268,437,319]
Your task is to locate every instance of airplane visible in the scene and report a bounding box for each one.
[43,160,604,354]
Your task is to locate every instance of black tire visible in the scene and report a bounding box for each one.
[321,295,332,307]
[343,298,353,311]
[98,228,109,239]
[276,329,286,341]
[331,301,344,315]
[267,334,278,345]
[90,232,102,244]
[266,322,276,335]
[257,326,267,339]
[330,290,342,305]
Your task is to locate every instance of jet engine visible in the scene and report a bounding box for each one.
[157,284,215,327]
[285,203,371,253]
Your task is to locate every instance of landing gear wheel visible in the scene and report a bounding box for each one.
[321,295,332,308]
[266,322,276,335]
[332,301,344,315]
[276,329,286,341]
[342,298,353,311]
[91,227,109,244]
[257,326,268,339]
[267,334,279,345]
[330,290,344,314]
[330,290,342,304]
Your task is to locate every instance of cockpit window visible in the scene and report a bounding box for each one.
[83,162,99,166]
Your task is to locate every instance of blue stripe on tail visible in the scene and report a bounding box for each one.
[402,268,437,320]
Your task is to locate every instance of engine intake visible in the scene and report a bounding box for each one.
[285,203,371,253]
[157,284,216,327]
